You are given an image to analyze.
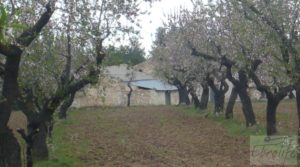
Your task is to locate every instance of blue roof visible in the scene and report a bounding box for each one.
[130,80,177,91]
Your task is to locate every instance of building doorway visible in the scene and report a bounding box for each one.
[165,91,171,105]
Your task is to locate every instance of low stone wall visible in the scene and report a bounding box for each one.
[72,76,179,108]
[72,77,127,107]
[130,88,179,106]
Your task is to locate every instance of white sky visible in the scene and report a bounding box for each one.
[138,0,194,57]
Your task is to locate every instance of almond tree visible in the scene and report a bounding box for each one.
[231,0,299,135]
[151,24,211,107]
[174,1,256,126]
[190,0,295,133]
[0,1,55,166]
[1,0,156,166]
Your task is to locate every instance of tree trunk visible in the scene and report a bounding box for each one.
[188,86,200,108]
[191,93,200,108]
[266,97,279,136]
[31,123,48,162]
[59,92,75,119]
[0,52,22,167]
[0,127,22,167]
[211,90,226,114]
[178,86,190,105]
[220,93,225,112]
[17,122,49,167]
[238,88,256,127]
[199,84,209,109]
[225,87,238,119]
[295,85,300,160]
[224,66,256,127]
[209,82,227,114]
[127,82,133,107]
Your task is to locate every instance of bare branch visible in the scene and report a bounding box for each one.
[16,2,55,47]
[9,0,16,19]
[187,41,218,61]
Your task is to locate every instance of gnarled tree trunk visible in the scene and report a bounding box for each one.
[199,83,209,109]
[213,91,225,113]
[249,59,294,134]
[223,63,256,127]
[0,127,22,167]
[59,92,76,119]
[17,95,50,163]
[188,85,201,109]
[238,88,256,127]
[127,82,133,107]
[31,123,49,161]
[225,87,238,119]
[0,50,23,167]
[178,86,190,105]
[190,92,200,108]
[207,76,228,114]
[266,98,279,136]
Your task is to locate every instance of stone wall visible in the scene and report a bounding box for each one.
[72,77,127,107]
[72,76,179,108]
[130,88,179,106]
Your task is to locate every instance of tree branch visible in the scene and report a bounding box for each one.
[220,56,235,68]
[249,70,271,95]
[47,45,106,115]
[277,85,294,100]
[9,0,16,19]
[206,74,218,92]
[0,44,21,57]
[16,2,55,47]
[238,0,298,57]
[248,59,271,96]
[186,41,218,61]
[221,80,229,93]
[223,60,239,85]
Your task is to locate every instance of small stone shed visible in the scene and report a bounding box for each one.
[72,64,179,107]
[129,79,178,105]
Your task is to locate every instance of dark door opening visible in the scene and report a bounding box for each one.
[165,91,171,105]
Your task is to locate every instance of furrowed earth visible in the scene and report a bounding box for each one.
[8,101,298,167]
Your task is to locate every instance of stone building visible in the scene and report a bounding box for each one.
[72,64,179,107]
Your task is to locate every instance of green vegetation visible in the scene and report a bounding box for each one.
[34,118,83,167]
[178,100,298,137]
[104,40,145,66]
[178,105,266,136]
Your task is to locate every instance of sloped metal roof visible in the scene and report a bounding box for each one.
[130,80,177,91]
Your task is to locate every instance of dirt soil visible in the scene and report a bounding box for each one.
[63,106,250,167]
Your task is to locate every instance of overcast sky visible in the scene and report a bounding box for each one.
[138,0,193,57]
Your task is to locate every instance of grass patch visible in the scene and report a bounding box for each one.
[208,113,266,136]
[177,105,266,136]
[33,117,83,167]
